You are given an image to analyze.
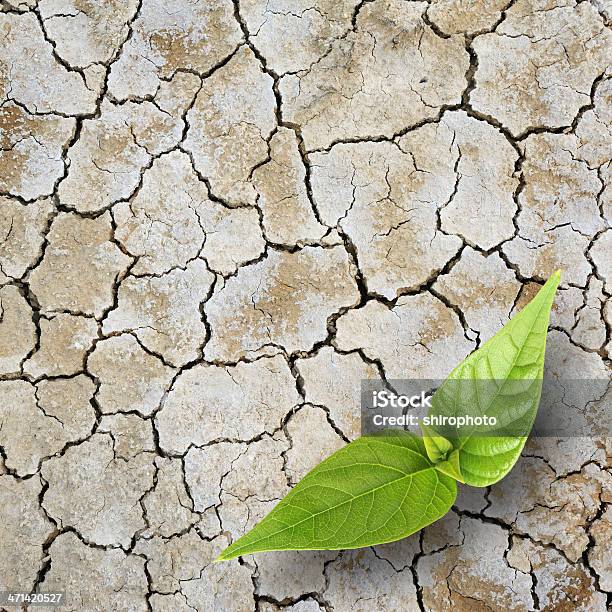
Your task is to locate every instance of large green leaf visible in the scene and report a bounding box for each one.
[423,271,561,487]
[216,431,456,560]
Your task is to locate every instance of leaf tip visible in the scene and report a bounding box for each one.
[214,551,232,563]
[214,544,238,563]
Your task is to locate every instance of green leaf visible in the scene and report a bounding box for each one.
[420,422,453,462]
[424,270,561,487]
[434,449,465,483]
[216,431,456,561]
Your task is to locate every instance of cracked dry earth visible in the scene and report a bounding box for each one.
[0,0,611,611]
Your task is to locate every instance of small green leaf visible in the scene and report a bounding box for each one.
[216,431,456,561]
[420,422,453,463]
[426,270,561,487]
[434,449,465,483]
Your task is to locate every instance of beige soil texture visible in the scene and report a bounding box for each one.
[0,0,610,610]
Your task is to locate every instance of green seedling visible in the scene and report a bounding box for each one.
[217,271,561,561]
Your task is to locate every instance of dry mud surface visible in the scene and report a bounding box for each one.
[0,1,611,611]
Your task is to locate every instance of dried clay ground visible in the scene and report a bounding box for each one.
[0,1,611,611]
